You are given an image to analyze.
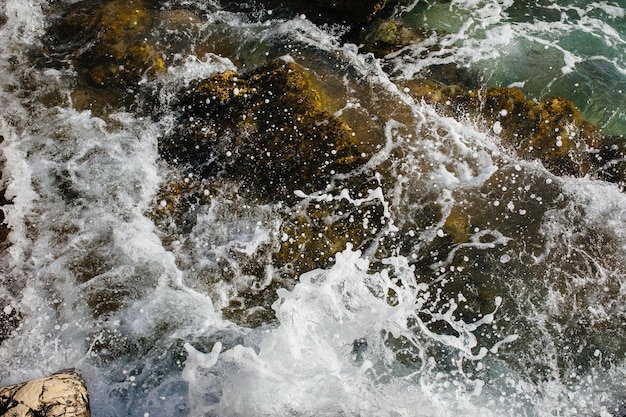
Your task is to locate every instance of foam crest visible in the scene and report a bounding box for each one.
[183,246,517,416]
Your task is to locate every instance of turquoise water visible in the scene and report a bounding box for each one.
[398,0,626,135]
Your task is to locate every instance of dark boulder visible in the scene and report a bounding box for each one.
[160,59,370,203]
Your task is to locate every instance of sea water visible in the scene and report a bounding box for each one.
[397,0,626,135]
[0,0,625,416]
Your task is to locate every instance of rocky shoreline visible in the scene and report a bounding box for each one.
[2,0,626,414]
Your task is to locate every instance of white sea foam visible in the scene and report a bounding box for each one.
[183,246,515,416]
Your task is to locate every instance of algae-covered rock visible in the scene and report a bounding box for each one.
[47,0,166,88]
[160,59,370,202]
[404,79,605,178]
[273,179,389,276]
[149,174,391,326]
[354,19,432,58]
[153,60,393,326]
[481,89,603,176]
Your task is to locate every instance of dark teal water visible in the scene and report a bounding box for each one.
[398,0,626,135]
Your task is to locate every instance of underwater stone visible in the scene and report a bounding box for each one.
[273,179,388,276]
[160,60,369,203]
[482,89,603,176]
[47,0,166,88]
[0,370,90,417]
[154,61,391,326]
[151,174,390,327]
[353,18,432,58]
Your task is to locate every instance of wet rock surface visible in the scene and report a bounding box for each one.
[403,79,616,179]
[353,18,433,58]
[154,59,389,325]
[160,59,370,203]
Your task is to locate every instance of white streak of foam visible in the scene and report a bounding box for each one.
[0,124,37,264]
[185,246,513,416]
[295,186,392,219]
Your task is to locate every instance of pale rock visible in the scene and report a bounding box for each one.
[0,369,90,417]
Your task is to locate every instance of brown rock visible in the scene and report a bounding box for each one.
[153,60,388,326]
[160,59,369,202]
[46,0,166,88]
[404,80,605,178]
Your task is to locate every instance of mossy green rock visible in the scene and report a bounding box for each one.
[160,60,369,202]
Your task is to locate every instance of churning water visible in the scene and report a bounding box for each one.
[0,0,625,416]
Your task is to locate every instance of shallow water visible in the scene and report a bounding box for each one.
[0,0,625,416]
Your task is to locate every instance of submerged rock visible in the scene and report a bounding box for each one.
[353,18,432,58]
[0,370,90,417]
[47,0,166,88]
[153,59,394,325]
[482,89,603,176]
[160,59,370,203]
